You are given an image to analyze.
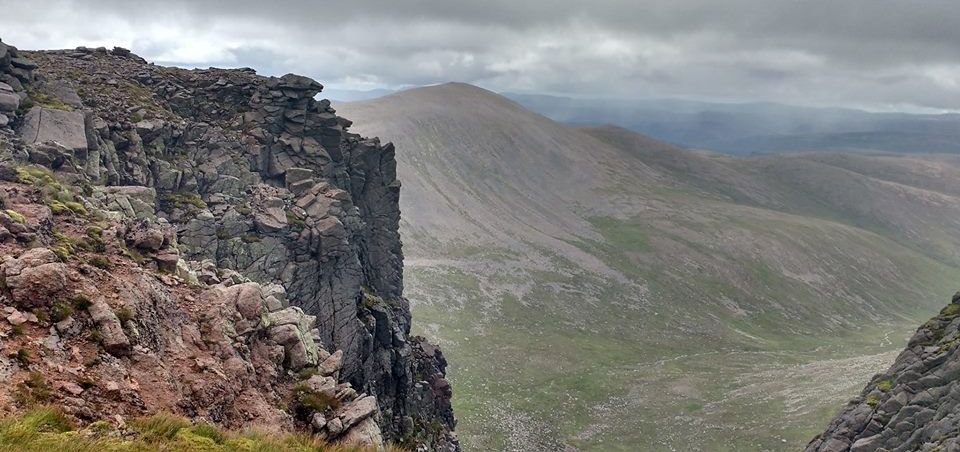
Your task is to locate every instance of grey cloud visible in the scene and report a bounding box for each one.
[3,0,960,110]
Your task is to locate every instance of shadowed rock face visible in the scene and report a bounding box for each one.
[0,40,456,450]
[808,294,960,452]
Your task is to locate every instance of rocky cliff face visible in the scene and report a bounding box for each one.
[808,294,960,452]
[0,38,456,450]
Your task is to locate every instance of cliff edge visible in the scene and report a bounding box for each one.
[808,293,960,452]
[0,38,456,450]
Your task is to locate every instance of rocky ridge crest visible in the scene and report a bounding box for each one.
[0,38,456,450]
[808,294,960,452]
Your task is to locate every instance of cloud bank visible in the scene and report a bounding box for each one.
[4,0,960,110]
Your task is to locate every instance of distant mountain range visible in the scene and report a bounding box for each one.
[505,92,960,155]
[339,83,960,450]
[322,87,396,102]
[328,87,960,155]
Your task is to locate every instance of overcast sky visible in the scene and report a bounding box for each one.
[4,0,960,111]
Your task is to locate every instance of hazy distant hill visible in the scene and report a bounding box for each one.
[507,92,960,155]
[339,84,960,451]
[321,87,396,102]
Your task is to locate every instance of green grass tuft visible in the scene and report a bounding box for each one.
[294,383,341,414]
[286,210,306,227]
[130,413,191,442]
[14,349,31,367]
[71,294,92,310]
[50,302,73,323]
[12,373,51,407]
[63,201,87,216]
[116,306,134,323]
[4,209,25,224]
[187,423,225,444]
[940,303,960,317]
[88,256,112,270]
[159,192,207,212]
[876,378,894,392]
[25,87,75,111]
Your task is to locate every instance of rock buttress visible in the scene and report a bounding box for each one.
[807,293,960,452]
[0,41,457,450]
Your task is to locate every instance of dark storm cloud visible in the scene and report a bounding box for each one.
[4,0,960,110]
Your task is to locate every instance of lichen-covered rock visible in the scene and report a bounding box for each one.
[19,107,88,153]
[808,294,960,451]
[91,186,157,219]
[86,295,130,355]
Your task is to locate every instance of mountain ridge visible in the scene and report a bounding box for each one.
[506,92,960,155]
[339,83,960,450]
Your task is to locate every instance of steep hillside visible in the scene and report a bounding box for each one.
[0,39,456,450]
[337,83,660,264]
[340,86,960,450]
[582,125,960,266]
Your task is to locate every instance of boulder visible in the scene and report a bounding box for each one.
[285,167,314,186]
[154,252,180,273]
[6,310,27,326]
[318,350,343,376]
[277,73,323,95]
[93,186,157,219]
[42,80,84,108]
[285,339,312,371]
[0,91,18,113]
[28,142,69,168]
[124,219,168,251]
[10,57,37,70]
[326,417,343,436]
[0,42,9,69]
[3,248,59,274]
[20,107,88,153]
[2,249,69,308]
[266,306,311,327]
[87,297,130,355]
[339,417,384,446]
[338,395,378,430]
[0,74,22,91]
[10,67,33,83]
[264,306,320,370]
[224,282,265,320]
[311,413,327,431]
[253,197,288,232]
[303,374,337,394]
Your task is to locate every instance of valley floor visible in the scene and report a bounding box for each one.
[410,271,920,451]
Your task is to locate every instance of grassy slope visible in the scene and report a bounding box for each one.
[339,88,960,451]
[407,200,958,450]
[0,408,390,452]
